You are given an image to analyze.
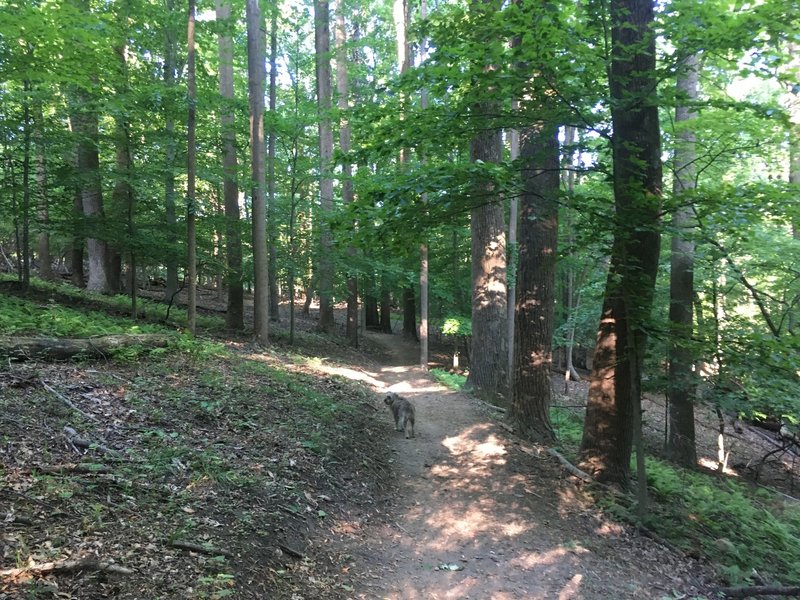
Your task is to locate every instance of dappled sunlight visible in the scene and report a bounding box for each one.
[698,456,740,476]
[511,544,590,570]
[558,574,584,599]
[308,363,385,388]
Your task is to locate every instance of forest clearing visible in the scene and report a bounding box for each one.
[3,0,800,597]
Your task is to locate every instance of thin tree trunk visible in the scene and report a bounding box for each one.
[216,0,244,330]
[506,107,519,391]
[315,0,335,333]
[186,0,197,333]
[34,99,54,281]
[666,51,699,467]
[163,0,179,303]
[380,286,392,333]
[21,80,32,288]
[335,0,358,347]
[267,4,280,322]
[70,186,85,287]
[419,0,429,368]
[579,0,662,489]
[247,0,269,343]
[511,122,559,443]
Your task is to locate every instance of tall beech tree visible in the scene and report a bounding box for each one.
[216,0,244,331]
[579,0,663,487]
[247,0,269,343]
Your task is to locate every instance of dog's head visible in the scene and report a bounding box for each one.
[383,392,399,406]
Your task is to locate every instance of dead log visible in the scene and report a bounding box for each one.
[169,540,233,558]
[0,334,172,361]
[63,425,120,456]
[720,585,800,598]
[0,558,134,578]
[41,381,98,422]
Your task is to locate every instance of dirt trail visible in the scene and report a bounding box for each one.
[334,329,713,600]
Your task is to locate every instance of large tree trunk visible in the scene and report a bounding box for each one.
[578,0,662,488]
[315,0,335,333]
[380,286,392,333]
[465,0,507,403]
[216,0,244,331]
[70,187,85,288]
[511,123,559,443]
[335,1,358,347]
[186,0,197,334]
[666,51,699,467]
[247,0,269,343]
[69,88,112,294]
[466,114,508,403]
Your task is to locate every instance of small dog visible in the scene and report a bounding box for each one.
[384,392,415,439]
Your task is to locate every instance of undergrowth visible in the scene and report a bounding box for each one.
[430,368,466,390]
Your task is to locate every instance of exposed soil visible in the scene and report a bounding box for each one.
[327,329,716,600]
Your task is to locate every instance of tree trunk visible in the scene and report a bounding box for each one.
[380,287,392,333]
[419,0,429,368]
[335,1,358,347]
[34,100,54,281]
[69,87,111,293]
[267,4,281,322]
[216,0,244,330]
[666,51,699,467]
[466,111,508,403]
[579,0,662,489]
[403,285,417,340]
[70,187,85,288]
[186,0,197,334]
[21,80,32,289]
[511,123,559,443]
[506,102,520,393]
[163,0,179,303]
[315,0,335,333]
[247,0,269,343]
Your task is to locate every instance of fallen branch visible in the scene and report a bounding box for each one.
[1,334,172,362]
[277,543,305,559]
[41,381,98,422]
[170,539,233,558]
[547,448,594,483]
[720,585,800,598]
[0,558,134,578]
[63,425,120,457]
[34,462,114,475]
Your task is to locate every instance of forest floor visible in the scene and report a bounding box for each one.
[4,284,798,599]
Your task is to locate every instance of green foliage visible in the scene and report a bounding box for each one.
[634,458,800,585]
[0,294,167,337]
[440,316,472,338]
[550,406,583,446]
[429,368,466,391]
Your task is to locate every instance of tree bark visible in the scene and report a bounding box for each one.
[267,4,280,322]
[216,0,244,330]
[34,99,54,281]
[0,334,171,361]
[380,286,392,333]
[403,285,417,340]
[163,0,179,303]
[69,87,112,293]
[579,0,662,488]
[315,0,335,333]
[186,0,197,334]
[466,117,507,403]
[247,0,270,343]
[666,51,699,467]
[465,0,507,403]
[335,0,358,347]
[511,122,559,443]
